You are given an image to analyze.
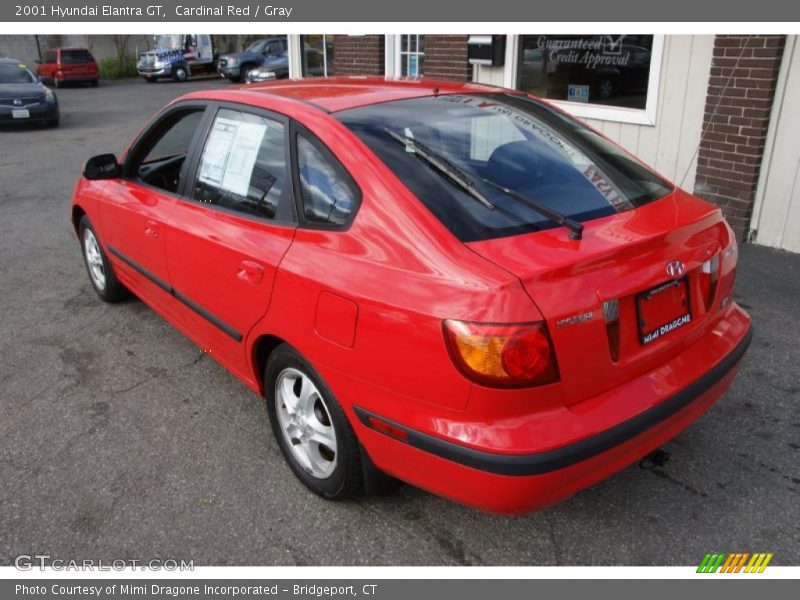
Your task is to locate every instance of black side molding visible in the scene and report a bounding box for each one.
[354,324,753,476]
[108,245,243,342]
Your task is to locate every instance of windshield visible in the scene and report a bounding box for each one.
[336,93,674,242]
[155,34,183,49]
[0,63,37,84]
[246,40,267,53]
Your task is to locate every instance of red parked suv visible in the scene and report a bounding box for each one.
[70,78,752,513]
[37,47,99,87]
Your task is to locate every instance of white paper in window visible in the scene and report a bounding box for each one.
[198,116,267,197]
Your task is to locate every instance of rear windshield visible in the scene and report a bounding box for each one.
[336,93,673,242]
[61,50,94,63]
[0,63,37,84]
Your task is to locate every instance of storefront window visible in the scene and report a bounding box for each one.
[400,34,424,76]
[517,35,654,110]
[301,35,335,77]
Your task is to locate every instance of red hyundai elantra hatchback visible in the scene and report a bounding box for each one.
[71,78,752,513]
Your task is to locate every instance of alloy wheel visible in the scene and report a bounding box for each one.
[82,228,106,291]
[275,367,338,479]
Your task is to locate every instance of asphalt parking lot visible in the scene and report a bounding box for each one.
[0,78,798,566]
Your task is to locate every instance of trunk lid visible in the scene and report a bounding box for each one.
[466,190,735,406]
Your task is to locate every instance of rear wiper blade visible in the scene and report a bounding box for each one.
[481,178,584,240]
[384,128,494,210]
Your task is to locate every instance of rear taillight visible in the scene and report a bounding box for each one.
[698,255,720,312]
[602,299,620,362]
[443,320,559,387]
[719,242,738,309]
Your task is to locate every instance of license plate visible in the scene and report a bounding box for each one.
[636,278,691,345]
[12,109,30,119]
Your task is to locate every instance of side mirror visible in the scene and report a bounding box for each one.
[34,59,41,64]
[83,154,120,180]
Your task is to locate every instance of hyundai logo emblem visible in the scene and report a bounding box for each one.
[13,99,22,106]
[665,260,685,278]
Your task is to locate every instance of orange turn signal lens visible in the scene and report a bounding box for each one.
[443,320,559,387]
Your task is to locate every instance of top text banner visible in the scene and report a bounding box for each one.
[2,0,800,22]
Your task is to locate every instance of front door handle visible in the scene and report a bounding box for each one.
[144,220,160,238]
[236,260,264,285]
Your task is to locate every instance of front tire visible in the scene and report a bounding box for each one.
[265,345,363,500]
[239,64,254,83]
[78,216,129,303]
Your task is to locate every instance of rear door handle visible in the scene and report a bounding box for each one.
[236,260,264,285]
[144,220,159,238]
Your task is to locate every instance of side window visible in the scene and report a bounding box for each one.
[44,51,57,64]
[296,134,358,227]
[194,108,289,220]
[127,108,205,194]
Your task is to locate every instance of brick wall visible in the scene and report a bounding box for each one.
[693,35,785,240]
[332,35,384,76]
[422,35,471,81]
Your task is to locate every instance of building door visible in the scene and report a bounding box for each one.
[753,36,800,253]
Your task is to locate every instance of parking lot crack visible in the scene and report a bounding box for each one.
[545,513,564,565]
[110,351,208,395]
[355,500,464,565]
[649,468,709,498]
[110,370,166,395]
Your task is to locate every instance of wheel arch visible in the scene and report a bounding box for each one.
[251,333,288,394]
[71,204,87,235]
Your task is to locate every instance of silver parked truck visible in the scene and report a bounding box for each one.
[137,34,216,83]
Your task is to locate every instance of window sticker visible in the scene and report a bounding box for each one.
[198,116,267,197]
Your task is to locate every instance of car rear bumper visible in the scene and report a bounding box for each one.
[338,303,751,513]
[58,74,97,82]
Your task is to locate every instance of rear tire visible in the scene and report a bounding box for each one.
[265,344,363,501]
[78,216,129,303]
[172,65,188,82]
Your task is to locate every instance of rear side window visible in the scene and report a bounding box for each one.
[296,135,357,227]
[193,108,290,221]
[61,50,94,63]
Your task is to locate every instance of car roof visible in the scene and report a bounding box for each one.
[55,47,92,52]
[191,77,513,113]
[0,58,23,64]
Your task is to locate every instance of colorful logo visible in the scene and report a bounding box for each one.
[697,552,773,573]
